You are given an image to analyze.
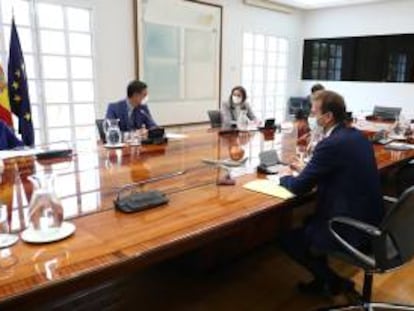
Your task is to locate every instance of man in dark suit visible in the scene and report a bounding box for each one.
[279,90,384,296]
[105,80,157,132]
[0,120,23,150]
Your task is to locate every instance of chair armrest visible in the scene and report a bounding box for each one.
[329,217,381,268]
[383,195,398,204]
[331,217,381,237]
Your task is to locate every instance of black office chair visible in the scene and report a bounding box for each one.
[95,119,106,143]
[372,106,402,121]
[207,110,222,128]
[318,186,414,311]
[288,97,309,117]
[395,162,414,196]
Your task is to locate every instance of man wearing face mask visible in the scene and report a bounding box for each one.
[278,90,384,297]
[105,80,157,132]
[221,86,257,128]
[306,90,326,156]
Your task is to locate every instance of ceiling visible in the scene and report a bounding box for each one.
[267,0,391,10]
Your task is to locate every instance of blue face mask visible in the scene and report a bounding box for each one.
[309,112,328,131]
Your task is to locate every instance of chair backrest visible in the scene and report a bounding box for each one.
[373,106,401,121]
[374,186,414,271]
[288,97,309,116]
[207,110,222,128]
[264,118,275,129]
[95,119,106,143]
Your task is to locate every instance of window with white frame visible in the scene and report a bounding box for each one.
[242,32,288,122]
[0,0,96,147]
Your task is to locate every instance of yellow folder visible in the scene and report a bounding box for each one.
[243,179,294,200]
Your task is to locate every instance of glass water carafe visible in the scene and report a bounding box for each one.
[237,110,249,130]
[27,173,63,233]
[103,118,122,145]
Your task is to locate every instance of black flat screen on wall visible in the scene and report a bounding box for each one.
[302,34,414,82]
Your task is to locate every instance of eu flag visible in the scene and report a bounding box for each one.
[8,18,34,146]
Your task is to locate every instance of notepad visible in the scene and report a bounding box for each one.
[243,179,294,200]
[166,133,188,140]
[385,142,414,151]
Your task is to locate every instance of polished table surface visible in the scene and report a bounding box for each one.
[0,126,413,306]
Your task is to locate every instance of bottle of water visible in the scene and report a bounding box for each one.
[237,110,249,130]
[103,119,121,145]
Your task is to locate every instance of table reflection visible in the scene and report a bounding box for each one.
[0,129,297,233]
[0,248,18,280]
[0,127,412,305]
[104,149,122,169]
[1,151,104,232]
[32,247,70,281]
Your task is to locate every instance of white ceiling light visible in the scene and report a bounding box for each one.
[267,0,390,10]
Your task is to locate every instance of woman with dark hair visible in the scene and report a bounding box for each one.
[221,86,258,128]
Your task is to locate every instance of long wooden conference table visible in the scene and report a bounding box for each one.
[0,126,413,309]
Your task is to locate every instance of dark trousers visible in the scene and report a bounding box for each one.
[279,226,343,285]
[396,163,414,196]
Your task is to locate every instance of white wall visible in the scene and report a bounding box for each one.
[209,0,303,106]
[301,0,414,117]
[93,0,136,118]
[92,0,304,124]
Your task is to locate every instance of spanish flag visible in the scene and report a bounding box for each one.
[0,64,12,127]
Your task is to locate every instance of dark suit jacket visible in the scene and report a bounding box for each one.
[105,99,157,132]
[0,120,23,150]
[280,124,384,250]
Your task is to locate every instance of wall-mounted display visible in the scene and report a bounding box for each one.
[302,34,414,82]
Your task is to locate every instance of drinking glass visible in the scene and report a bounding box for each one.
[27,173,63,234]
[296,145,306,163]
[0,248,18,280]
[0,205,18,248]
[129,130,141,146]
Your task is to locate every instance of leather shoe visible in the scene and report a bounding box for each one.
[297,278,359,298]
[331,279,363,303]
[297,279,335,297]
[330,278,356,295]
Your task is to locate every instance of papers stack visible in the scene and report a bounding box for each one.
[243,179,294,199]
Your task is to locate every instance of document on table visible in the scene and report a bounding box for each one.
[243,179,294,200]
[385,142,414,151]
[354,121,392,132]
[166,133,188,140]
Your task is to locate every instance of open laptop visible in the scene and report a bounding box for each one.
[257,149,285,174]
